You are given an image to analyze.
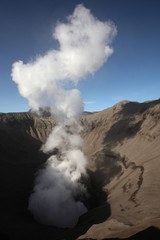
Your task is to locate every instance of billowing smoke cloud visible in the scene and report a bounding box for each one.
[11,4,117,227]
[29,124,88,227]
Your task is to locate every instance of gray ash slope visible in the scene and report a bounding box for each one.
[0,99,160,240]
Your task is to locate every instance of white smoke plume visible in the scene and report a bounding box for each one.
[11,4,117,227]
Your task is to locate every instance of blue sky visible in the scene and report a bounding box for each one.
[0,0,160,113]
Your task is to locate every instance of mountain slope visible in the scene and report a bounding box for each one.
[79,99,160,239]
[0,100,160,239]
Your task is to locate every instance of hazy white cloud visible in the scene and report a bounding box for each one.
[11,4,117,228]
[84,101,96,105]
[113,96,123,101]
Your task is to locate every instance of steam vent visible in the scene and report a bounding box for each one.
[0,99,160,239]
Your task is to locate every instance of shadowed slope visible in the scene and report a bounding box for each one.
[79,99,160,239]
[0,99,160,239]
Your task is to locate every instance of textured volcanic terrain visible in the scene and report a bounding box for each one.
[0,100,160,239]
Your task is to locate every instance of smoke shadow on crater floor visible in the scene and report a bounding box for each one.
[66,190,111,240]
[103,118,143,148]
[66,151,123,239]
[69,202,111,240]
